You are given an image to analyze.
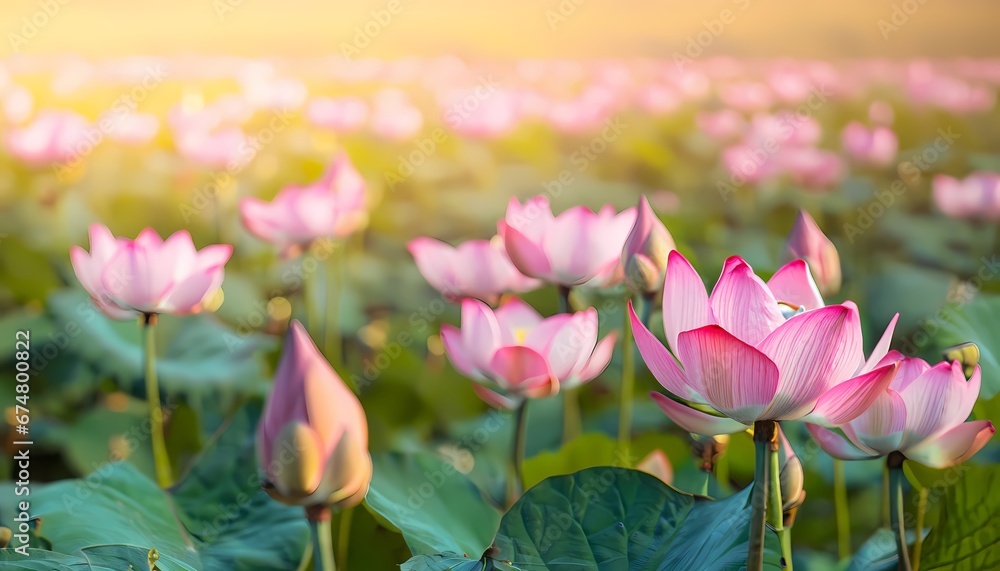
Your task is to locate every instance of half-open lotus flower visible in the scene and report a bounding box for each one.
[632,251,898,436]
[257,320,372,508]
[807,354,995,468]
[932,172,1000,221]
[785,209,842,296]
[442,298,616,409]
[622,196,676,294]
[500,196,637,286]
[70,224,232,319]
[5,110,89,165]
[240,152,367,257]
[841,121,898,167]
[408,236,540,303]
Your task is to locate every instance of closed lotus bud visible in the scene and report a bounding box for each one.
[257,320,372,509]
[777,427,805,515]
[622,196,676,294]
[637,449,673,484]
[785,209,841,296]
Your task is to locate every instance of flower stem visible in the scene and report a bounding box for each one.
[307,506,336,571]
[888,453,913,571]
[510,400,529,504]
[336,507,353,571]
[143,314,172,488]
[834,458,851,559]
[617,305,634,460]
[324,245,344,377]
[639,293,654,329]
[748,420,775,571]
[769,436,793,571]
[913,487,928,571]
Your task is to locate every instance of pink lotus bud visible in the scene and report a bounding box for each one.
[621,196,676,294]
[257,320,372,509]
[777,426,805,513]
[637,450,673,484]
[785,209,841,296]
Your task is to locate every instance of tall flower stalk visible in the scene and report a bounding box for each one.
[888,452,912,571]
[307,506,337,571]
[143,314,172,487]
[748,420,776,570]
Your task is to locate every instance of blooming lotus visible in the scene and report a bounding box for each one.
[633,251,898,436]
[258,320,372,508]
[5,110,89,165]
[500,196,637,286]
[442,298,616,409]
[408,236,540,303]
[70,224,231,319]
[240,152,367,257]
[932,172,1000,221]
[807,354,994,468]
[785,209,841,296]
[621,196,676,295]
[841,121,898,166]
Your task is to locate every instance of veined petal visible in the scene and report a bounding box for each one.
[408,237,457,297]
[806,424,879,461]
[488,345,558,398]
[676,325,779,424]
[471,384,521,410]
[460,298,502,371]
[629,302,699,402]
[440,324,478,378]
[574,332,617,385]
[709,256,784,346]
[802,363,898,427]
[649,392,749,436]
[904,420,995,468]
[860,314,899,374]
[661,250,714,353]
[501,222,553,281]
[898,361,972,450]
[767,259,824,311]
[847,389,907,455]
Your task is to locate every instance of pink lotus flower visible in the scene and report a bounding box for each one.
[808,355,994,468]
[369,89,423,141]
[443,88,520,139]
[240,152,367,257]
[101,111,159,145]
[633,251,898,436]
[175,126,249,170]
[500,196,637,286]
[5,110,89,165]
[70,224,232,319]
[622,196,676,294]
[841,121,898,167]
[785,209,842,296]
[3,85,33,124]
[696,109,745,142]
[306,96,369,133]
[868,101,894,125]
[441,298,616,409]
[777,426,804,512]
[932,172,1000,221]
[719,82,773,112]
[776,147,845,190]
[258,320,371,508]
[408,236,540,303]
[637,450,673,484]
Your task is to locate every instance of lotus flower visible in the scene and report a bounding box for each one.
[408,236,540,303]
[785,209,842,296]
[622,196,676,294]
[175,126,249,170]
[258,320,371,508]
[695,109,745,142]
[70,224,232,319]
[441,298,616,409]
[369,89,423,141]
[500,196,637,286]
[101,111,160,145]
[932,172,1000,221]
[240,152,367,257]
[306,96,369,133]
[633,251,898,436]
[841,121,898,166]
[776,147,845,189]
[5,110,90,165]
[637,450,674,484]
[808,355,994,468]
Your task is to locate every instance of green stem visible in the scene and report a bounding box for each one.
[510,400,529,504]
[882,463,891,527]
[913,487,928,571]
[557,285,571,313]
[834,458,851,560]
[748,420,774,571]
[303,258,318,334]
[617,305,634,460]
[889,454,913,571]
[639,293,654,329]
[143,314,172,488]
[336,507,353,571]
[716,446,729,487]
[308,507,336,571]
[700,470,710,496]
[324,245,344,376]
[770,438,793,570]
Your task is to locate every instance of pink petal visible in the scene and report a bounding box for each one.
[845,389,907,455]
[676,325,779,424]
[859,314,899,374]
[898,361,975,450]
[528,311,595,380]
[501,222,552,281]
[803,363,898,427]
[408,237,457,298]
[440,324,478,378]
[460,298,502,371]
[758,304,863,420]
[161,271,216,314]
[488,345,558,398]
[661,250,714,353]
[629,302,699,402]
[806,424,878,460]
[574,332,617,386]
[649,392,748,436]
[471,384,520,410]
[709,256,784,346]
[494,297,544,343]
[766,259,824,311]
[904,420,995,468]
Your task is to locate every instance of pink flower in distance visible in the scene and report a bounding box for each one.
[175,126,249,170]
[841,121,898,167]
[633,251,898,436]
[500,196,637,287]
[408,236,540,304]
[933,173,1000,221]
[70,224,232,319]
[622,196,676,294]
[776,147,845,190]
[101,111,160,145]
[5,110,89,165]
[257,320,371,508]
[808,355,994,468]
[696,109,746,143]
[306,96,369,133]
[240,152,367,257]
[442,298,616,409]
[785,209,842,296]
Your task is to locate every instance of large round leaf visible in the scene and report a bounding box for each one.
[920,463,1000,570]
[930,294,1000,399]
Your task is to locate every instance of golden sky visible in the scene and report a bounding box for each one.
[2,0,998,59]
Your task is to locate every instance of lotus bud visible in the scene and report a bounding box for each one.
[257,320,372,510]
[777,427,805,521]
[637,449,674,484]
[785,209,841,296]
[622,196,676,294]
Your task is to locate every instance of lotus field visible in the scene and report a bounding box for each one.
[1,55,1000,571]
